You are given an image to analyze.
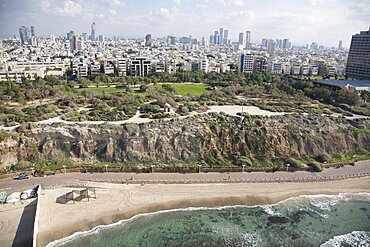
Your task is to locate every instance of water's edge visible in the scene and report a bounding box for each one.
[46,192,370,247]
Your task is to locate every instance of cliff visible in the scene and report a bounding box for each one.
[1,113,369,168]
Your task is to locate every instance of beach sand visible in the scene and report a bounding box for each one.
[0,198,37,247]
[36,177,370,246]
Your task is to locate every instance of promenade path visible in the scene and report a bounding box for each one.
[1,160,369,192]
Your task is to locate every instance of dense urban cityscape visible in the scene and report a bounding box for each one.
[0,0,370,246]
[2,23,369,83]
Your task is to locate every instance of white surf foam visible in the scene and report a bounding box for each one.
[320,231,370,247]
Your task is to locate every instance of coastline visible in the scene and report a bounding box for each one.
[38,176,370,246]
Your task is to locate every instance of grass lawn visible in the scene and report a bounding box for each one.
[153,83,210,96]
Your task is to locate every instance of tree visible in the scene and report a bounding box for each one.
[162,84,176,93]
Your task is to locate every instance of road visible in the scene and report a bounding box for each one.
[1,160,369,193]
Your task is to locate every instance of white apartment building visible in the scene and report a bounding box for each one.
[271,63,282,74]
[116,58,127,76]
[198,57,209,73]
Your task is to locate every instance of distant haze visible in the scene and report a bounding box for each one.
[0,0,369,47]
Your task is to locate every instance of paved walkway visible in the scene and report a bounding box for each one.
[1,160,369,192]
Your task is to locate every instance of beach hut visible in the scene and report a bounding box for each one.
[80,188,97,202]
[65,190,82,204]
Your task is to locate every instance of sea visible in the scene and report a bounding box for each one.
[47,193,370,247]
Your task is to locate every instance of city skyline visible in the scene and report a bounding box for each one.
[0,0,369,47]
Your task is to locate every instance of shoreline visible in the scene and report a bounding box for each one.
[47,191,370,247]
[38,176,370,246]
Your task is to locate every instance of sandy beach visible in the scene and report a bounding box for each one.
[0,199,36,247]
[34,176,370,246]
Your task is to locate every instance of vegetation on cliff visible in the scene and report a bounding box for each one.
[0,114,369,174]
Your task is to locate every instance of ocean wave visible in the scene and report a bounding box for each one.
[320,231,370,247]
[212,226,262,247]
[281,192,370,211]
[259,205,280,216]
[46,192,370,247]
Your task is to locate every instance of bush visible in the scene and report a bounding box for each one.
[285,158,307,168]
[235,156,253,166]
[308,162,323,172]
[140,104,161,113]
[315,154,331,163]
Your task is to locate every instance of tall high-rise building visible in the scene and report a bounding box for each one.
[82,33,88,41]
[219,28,224,45]
[30,26,35,37]
[99,34,105,42]
[261,38,268,48]
[246,31,251,43]
[214,31,219,45]
[91,22,97,41]
[145,34,152,47]
[67,30,74,41]
[267,39,276,55]
[19,26,29,45]
[209,35,214,45]
[223,29,228,44]
[345,28,370,80]
[310,42,319,50]
[245,31,251,50]
[283,38,291,49]
[70,35,84,52]
[167,36,176,45]
[239,53,254,73]
[238,32,244,47]
[338,40,343,50]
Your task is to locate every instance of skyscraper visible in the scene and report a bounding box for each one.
[267,39,276,55]
[245,31,251,50]
[214,31,219,45]
[19,26,29,45]
[91,22,97,41]
[70,35,84,52]
[30,26,35,37]
[238,32,244,47]
[261,38,268,48]
[219,28,224,45]
[345,28,370,80]
[67,30,75,41]
[145,34,152,47]
[283,39,291,49]
[246,31,251,43]
[338,40,343,50]
[223,29,228,44]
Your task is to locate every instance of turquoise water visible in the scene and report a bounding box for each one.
[49,193,370,247]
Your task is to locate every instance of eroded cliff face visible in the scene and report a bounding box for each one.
[0,113,369,167]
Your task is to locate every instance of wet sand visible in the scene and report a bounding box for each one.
[38,176,370,246]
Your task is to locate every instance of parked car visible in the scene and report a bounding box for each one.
[13,173,30,180]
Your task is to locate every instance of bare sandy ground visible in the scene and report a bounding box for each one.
[35,176,370,246]
[0,105,286,131]
[0,199,36,247]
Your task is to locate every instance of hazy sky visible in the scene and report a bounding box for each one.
[0,0,369,47]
